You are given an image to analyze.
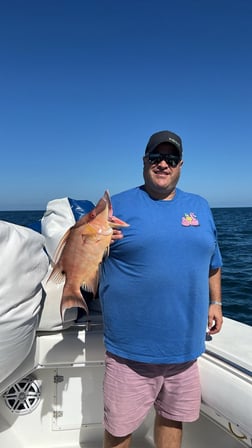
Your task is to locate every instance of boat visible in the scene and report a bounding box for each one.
[0,201,251,448]
[0,312,251,448]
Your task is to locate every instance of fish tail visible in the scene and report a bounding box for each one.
[60,291,89,323]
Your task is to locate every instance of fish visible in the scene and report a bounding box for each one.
[47,190,129,321]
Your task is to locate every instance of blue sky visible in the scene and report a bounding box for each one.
[1,0,251,210]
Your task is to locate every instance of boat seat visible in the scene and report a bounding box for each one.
[0,276,103,395]
[0,219,103,395]
[0,288,104,395]
[0,221,49,392]
[0,198,104,395]
[0,314,104,395]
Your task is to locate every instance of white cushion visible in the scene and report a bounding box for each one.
[0,221,49,384]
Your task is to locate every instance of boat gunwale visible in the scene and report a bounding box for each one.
[204,349,252,378]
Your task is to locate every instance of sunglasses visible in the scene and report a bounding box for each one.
[147,153,181,167]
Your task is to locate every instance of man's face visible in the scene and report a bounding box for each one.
[143,143,183,200]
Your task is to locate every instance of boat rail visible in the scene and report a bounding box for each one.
[205,348,252,378]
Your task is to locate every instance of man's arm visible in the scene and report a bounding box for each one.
[208,267,223,335]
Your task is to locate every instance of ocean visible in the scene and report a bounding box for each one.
[0,207,251,326]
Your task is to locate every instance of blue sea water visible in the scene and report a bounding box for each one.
[212,207,252,326]
[0,207,251,326]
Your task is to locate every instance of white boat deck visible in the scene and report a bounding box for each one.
[0,317,251,448]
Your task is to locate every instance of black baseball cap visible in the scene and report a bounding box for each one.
[145,130,183,157]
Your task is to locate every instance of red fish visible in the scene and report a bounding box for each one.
[47,190,129,321]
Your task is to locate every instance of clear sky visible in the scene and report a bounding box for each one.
[1,0,251,210]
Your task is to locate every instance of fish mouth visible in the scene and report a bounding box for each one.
[104,190,129,228]
[108,216,129,228]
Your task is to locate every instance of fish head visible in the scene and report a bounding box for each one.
[73,191,109,230]
[81,190,112,236]
[94,190,110,217]
[92,190,129,228]
[75,190,129,230]
[104,190,129,228]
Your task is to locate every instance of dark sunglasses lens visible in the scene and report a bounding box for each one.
[167,156,180,167]
[148,154,180,167]
[148,154,162,164]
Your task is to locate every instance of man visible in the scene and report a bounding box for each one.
[99,130,223,448]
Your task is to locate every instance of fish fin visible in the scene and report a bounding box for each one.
[61,292,89,323]
[47,266,65,285]
[81,275,99,297]
[80,254,109,297]
[103,245,110,258]
[81,282,96,294]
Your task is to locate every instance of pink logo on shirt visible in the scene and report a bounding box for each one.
[181,212,200,227]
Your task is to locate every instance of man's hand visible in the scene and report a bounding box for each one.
[208,304,223,335]
[110,229,123,244]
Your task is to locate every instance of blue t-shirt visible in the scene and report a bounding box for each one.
[99,187,222,364]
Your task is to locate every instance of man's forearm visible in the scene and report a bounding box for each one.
[209,267,222,303]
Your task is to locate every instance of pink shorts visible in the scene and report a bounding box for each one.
[103,352,201,437]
